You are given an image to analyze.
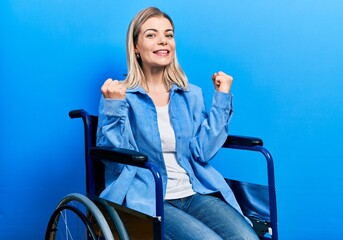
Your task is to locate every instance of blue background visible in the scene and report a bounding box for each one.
[1,0,343,239]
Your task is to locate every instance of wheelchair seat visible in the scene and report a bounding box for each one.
[45,109,278,240]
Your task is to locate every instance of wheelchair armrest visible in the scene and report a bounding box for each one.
[90,146,165,232]
[69,109,88,119]
[89,147,148,168]
[223,135,263,147]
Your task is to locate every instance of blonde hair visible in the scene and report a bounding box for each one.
[124,7,188,91]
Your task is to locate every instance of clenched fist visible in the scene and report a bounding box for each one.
[101,78,126,99]
[212,71,233,93]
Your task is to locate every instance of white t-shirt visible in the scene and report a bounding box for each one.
[156,104,195,200]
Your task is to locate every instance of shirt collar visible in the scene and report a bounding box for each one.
[126,84,187,94]
[171,84,187,92]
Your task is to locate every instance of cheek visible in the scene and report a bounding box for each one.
[170,42,176,53]
[136,39,151,52]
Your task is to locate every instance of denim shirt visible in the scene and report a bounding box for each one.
[96,83,245,218]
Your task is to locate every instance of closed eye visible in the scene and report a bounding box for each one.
[166,33,174,38]
[146,33,156,38]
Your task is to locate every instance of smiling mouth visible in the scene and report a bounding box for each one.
[153,50,170,55]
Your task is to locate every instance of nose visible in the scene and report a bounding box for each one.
[158,36,167,45]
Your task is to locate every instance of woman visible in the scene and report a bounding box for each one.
[97,7,258,240]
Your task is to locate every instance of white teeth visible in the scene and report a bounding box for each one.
[155,50,168,53]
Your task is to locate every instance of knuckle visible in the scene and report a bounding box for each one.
[101,85,107,93]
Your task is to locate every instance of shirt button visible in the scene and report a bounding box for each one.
[177,136,181,139]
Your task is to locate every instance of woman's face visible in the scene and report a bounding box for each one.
[135,16,175,72]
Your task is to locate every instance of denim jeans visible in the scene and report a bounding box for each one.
[164,193,259,240]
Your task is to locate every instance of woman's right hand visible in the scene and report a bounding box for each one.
[101,78,126,99]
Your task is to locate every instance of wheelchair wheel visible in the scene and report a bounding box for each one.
[45,193,114,240]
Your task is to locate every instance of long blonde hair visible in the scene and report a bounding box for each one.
[124,7,188,91]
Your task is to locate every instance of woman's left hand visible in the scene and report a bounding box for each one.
[212,71,233,93]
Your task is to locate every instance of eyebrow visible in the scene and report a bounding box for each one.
[143,28,174,34]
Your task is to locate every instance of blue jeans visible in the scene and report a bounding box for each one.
[164,193,259,240]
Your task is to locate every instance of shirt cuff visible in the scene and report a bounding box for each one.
[103,98,128,117]
[212,91,233,110]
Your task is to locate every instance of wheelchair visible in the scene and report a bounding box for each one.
[45,109,278,240]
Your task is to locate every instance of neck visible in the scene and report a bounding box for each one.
[142,66,166,93]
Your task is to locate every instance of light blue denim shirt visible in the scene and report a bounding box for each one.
[96,83,245,218]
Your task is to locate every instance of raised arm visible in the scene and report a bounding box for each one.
[96,79,138,150]
[190,71,234,162]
